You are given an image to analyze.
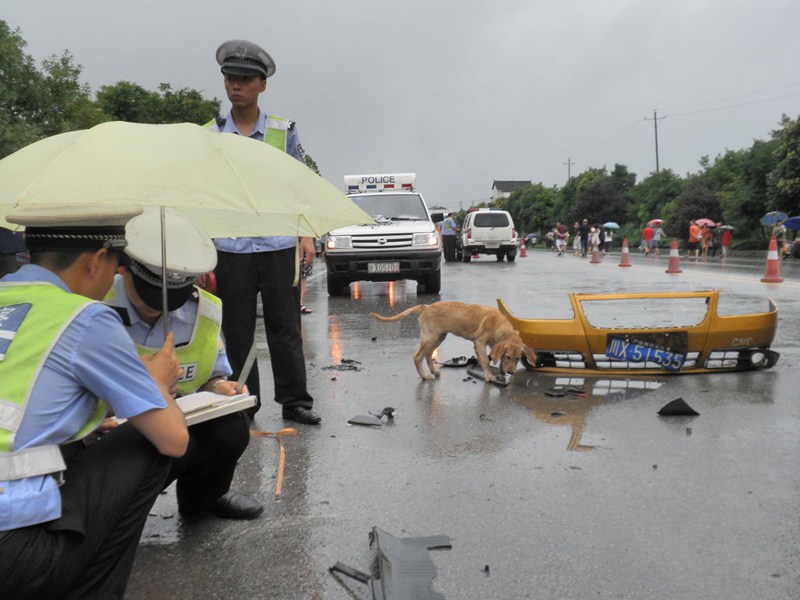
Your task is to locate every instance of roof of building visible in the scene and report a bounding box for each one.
[492,180,531,193]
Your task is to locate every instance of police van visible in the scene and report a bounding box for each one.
[323,173,442,295]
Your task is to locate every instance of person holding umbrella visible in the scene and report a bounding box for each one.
[721,226,733,257]
[207,39,320,424]
[0,205,188,599]
[106,208,263,520]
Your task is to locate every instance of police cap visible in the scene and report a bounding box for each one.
[216,39,276,79]
[6,203,142,252]
[125,207,217,312]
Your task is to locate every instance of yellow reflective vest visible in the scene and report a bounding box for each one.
[204,114,289,151]
[0,282,106,480]
[106,286,223,395]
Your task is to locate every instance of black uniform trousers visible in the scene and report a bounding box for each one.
[165,411,250,511]
[0,424,170,600]
[442,234,457,262]
[215,247,313,416]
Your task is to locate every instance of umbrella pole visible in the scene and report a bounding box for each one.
[160,206,169,337]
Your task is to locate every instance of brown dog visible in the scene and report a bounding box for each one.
[370,301,536,382]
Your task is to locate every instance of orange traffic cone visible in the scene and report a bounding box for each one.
[761,235,784,283]
[519,238,527,257]
[618,238,632,267]
[590,241,602,264]
[665,238,683,273]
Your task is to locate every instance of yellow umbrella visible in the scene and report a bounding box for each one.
[0,121,372,237]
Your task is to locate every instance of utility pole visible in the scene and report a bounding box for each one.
[645,110,666,174]
[564,157,573,181]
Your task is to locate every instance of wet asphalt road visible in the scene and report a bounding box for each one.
[127,247,800,600]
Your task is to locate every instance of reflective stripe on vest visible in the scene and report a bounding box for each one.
[107,287,223,395]
[0,282,104,480]
[203,115,288,152]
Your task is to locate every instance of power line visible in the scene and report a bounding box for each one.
[660,81,800,113]
[666,91,800,118]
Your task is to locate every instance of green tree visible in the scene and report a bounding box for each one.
[96,81,220,125]
[768,113,800,215]
[0,22,105,158]
[629,169,685,225]
[670,178,721,238]
[573,176,629,225]
[0,22,44,156]
[39,52,106,135]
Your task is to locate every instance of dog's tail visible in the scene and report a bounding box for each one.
[370,305,426,322]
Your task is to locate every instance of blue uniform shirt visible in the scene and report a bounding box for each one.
[0,265,168,531]
[110,276,231,381]
[442,216,458,236]
[212,109,305,254]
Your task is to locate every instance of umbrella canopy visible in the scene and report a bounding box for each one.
[647,218,663,227]
[696,218,717,227]
[782,216,800,231]
[602,222,620,229]
[760,211,788,227]
[718,224,735,231]
[0,121,373,238]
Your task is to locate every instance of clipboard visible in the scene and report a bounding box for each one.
[176,391,257,426]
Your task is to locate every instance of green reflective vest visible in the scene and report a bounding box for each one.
[106,286,223,395]
[204,114,289,151]
[0,282,106,480]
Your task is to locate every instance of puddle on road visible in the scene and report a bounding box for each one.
[518,375,665,451]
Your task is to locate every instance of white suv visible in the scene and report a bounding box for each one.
[460,208,518,262]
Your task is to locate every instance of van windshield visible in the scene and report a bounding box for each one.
[473,213,510,227]
[348,193,430,221]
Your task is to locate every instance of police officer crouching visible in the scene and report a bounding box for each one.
[106,207,263,520]
[0,204,189,600]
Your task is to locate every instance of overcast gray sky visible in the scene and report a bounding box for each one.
[6,0,800,209]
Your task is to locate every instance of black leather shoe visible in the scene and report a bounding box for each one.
[209,491,264,520]
[282,406,321,424]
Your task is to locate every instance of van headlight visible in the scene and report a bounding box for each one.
[326,235,352,249]
[413,232,439,247]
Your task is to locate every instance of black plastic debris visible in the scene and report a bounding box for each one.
[544,385,585,397]
[370,407,396,420]
[466,364,510,387]
[330,562,371,584]
[438,355,477,368]
[658,398,700,416]
[348,407,396,427]
[331,527,452,600]
[323,358,363,372]
[348,414,383,426]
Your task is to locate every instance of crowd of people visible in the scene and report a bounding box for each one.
[543,219,614,257]
[539,218,744,260]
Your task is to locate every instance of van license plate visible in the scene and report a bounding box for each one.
[368,262,400,274]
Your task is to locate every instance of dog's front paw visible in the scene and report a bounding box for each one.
[422,374,437,381]
[432,368,441,378]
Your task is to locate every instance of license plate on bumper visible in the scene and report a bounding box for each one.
[367,262,400,274]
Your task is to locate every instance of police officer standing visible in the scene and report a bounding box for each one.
[441,211,460,262]
[107,207,263,520]
[207,39,320,425]
[0,205,188,599]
